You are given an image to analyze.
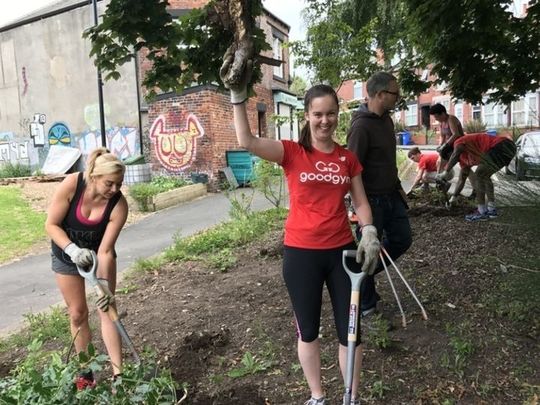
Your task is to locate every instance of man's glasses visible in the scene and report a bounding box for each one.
[383,90,401,98]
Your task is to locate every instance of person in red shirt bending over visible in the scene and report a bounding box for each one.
[221,55,379,405]
[407,147,454,192]
[437,133,516,221]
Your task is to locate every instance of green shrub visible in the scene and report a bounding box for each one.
[0,162,32,178]
[252,160,286,208]
[129,175,190,211]
[163,208,287,269]
[464,119,487,133]
[0,340,180,404]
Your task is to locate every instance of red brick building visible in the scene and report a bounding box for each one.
[337,72,539,145]
[140,1,297,187]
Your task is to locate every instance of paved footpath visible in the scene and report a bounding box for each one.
[0,189,274,335]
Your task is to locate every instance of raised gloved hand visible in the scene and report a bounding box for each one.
[64,243,93,267]
[435,171,448,182]
[356,225,380,275]
[219,45,253,104]
[95,279,115,312]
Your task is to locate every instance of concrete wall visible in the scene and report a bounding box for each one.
[0,1,140,169]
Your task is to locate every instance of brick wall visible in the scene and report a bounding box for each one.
[147,85,273,190]
[139,1,288,189]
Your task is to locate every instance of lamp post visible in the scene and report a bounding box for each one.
[92,0,107,147]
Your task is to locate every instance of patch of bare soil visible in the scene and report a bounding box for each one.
[1,191,539,404]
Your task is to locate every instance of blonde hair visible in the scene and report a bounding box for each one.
[84,147,125,183]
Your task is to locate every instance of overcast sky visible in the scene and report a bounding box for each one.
[0,1,307,37]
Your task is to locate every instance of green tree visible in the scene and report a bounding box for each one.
[83,0,270,99]
[291,0,540,104]
[289,75,308,96]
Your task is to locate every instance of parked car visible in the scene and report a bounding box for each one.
[506,131,540,180]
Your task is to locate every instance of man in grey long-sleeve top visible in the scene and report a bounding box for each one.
[347,71,412,318]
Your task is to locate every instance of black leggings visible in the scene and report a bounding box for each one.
[282,242,361,346]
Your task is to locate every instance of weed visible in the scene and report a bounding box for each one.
[224,188,255,220]
[164,209,286,264]
[116,284,138,295]
[369,377,391,399]
[0,340,179,404]
[206,248,237,272]
[291,362,302,373]
[251,160,287,208]
[227,351,273,378]
[366,315,393,349]
[441,322,474,378]
[0,162,32,178]
[0,307,70,354]
[132,256,166,274]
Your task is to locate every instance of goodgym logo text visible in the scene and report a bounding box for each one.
[299,161,351,184]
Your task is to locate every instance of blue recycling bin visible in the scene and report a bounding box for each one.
[402,131,411,145]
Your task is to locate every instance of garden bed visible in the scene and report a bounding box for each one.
[129,183,207,212]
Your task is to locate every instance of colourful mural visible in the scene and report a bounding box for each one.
[75,127,139,160]
[48,122,71,146]
[149,114,204,172]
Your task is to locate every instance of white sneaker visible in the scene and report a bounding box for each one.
[304,397,326,405]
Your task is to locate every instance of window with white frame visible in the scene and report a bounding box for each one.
[353,81,363,100]
[511,99,526,126]
[512,93,539,127]
[405,104,418,126]
[483,101,506,127]
[273,36,284,78]
[472,105,482,121]
[528,94,538,126]
[454,102,463,124]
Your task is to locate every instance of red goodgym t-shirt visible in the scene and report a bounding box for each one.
[454,133,507,167]
[418,152,439,172]
[281,140,362,249]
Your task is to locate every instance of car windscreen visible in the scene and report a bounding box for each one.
[523,134,540,154]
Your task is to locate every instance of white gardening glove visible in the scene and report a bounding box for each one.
[435,171,448,182]
[219,45,252,104]
[64,243,93,267]
[356,225,380,275]
[95,279,115,312]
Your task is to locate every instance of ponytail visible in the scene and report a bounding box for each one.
[84,147,125,183]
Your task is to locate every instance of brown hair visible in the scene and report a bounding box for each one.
[408,147,421,159]
[84,147,125,183]
[298,84,339,152]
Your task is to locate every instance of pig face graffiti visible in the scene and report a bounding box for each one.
[149,114,204,172]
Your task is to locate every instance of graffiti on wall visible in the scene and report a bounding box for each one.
[75,127,138,160]
[150,114,204,172]
[48,122,72,146]
[0,131,29,163]
[0,141,29,162]
[29,114,46,147]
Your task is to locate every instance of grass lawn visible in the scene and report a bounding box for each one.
[0,186,47,264]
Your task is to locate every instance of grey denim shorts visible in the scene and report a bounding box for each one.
[51,253,79,276]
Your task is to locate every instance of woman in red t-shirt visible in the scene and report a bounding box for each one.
[222,57,379,405]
